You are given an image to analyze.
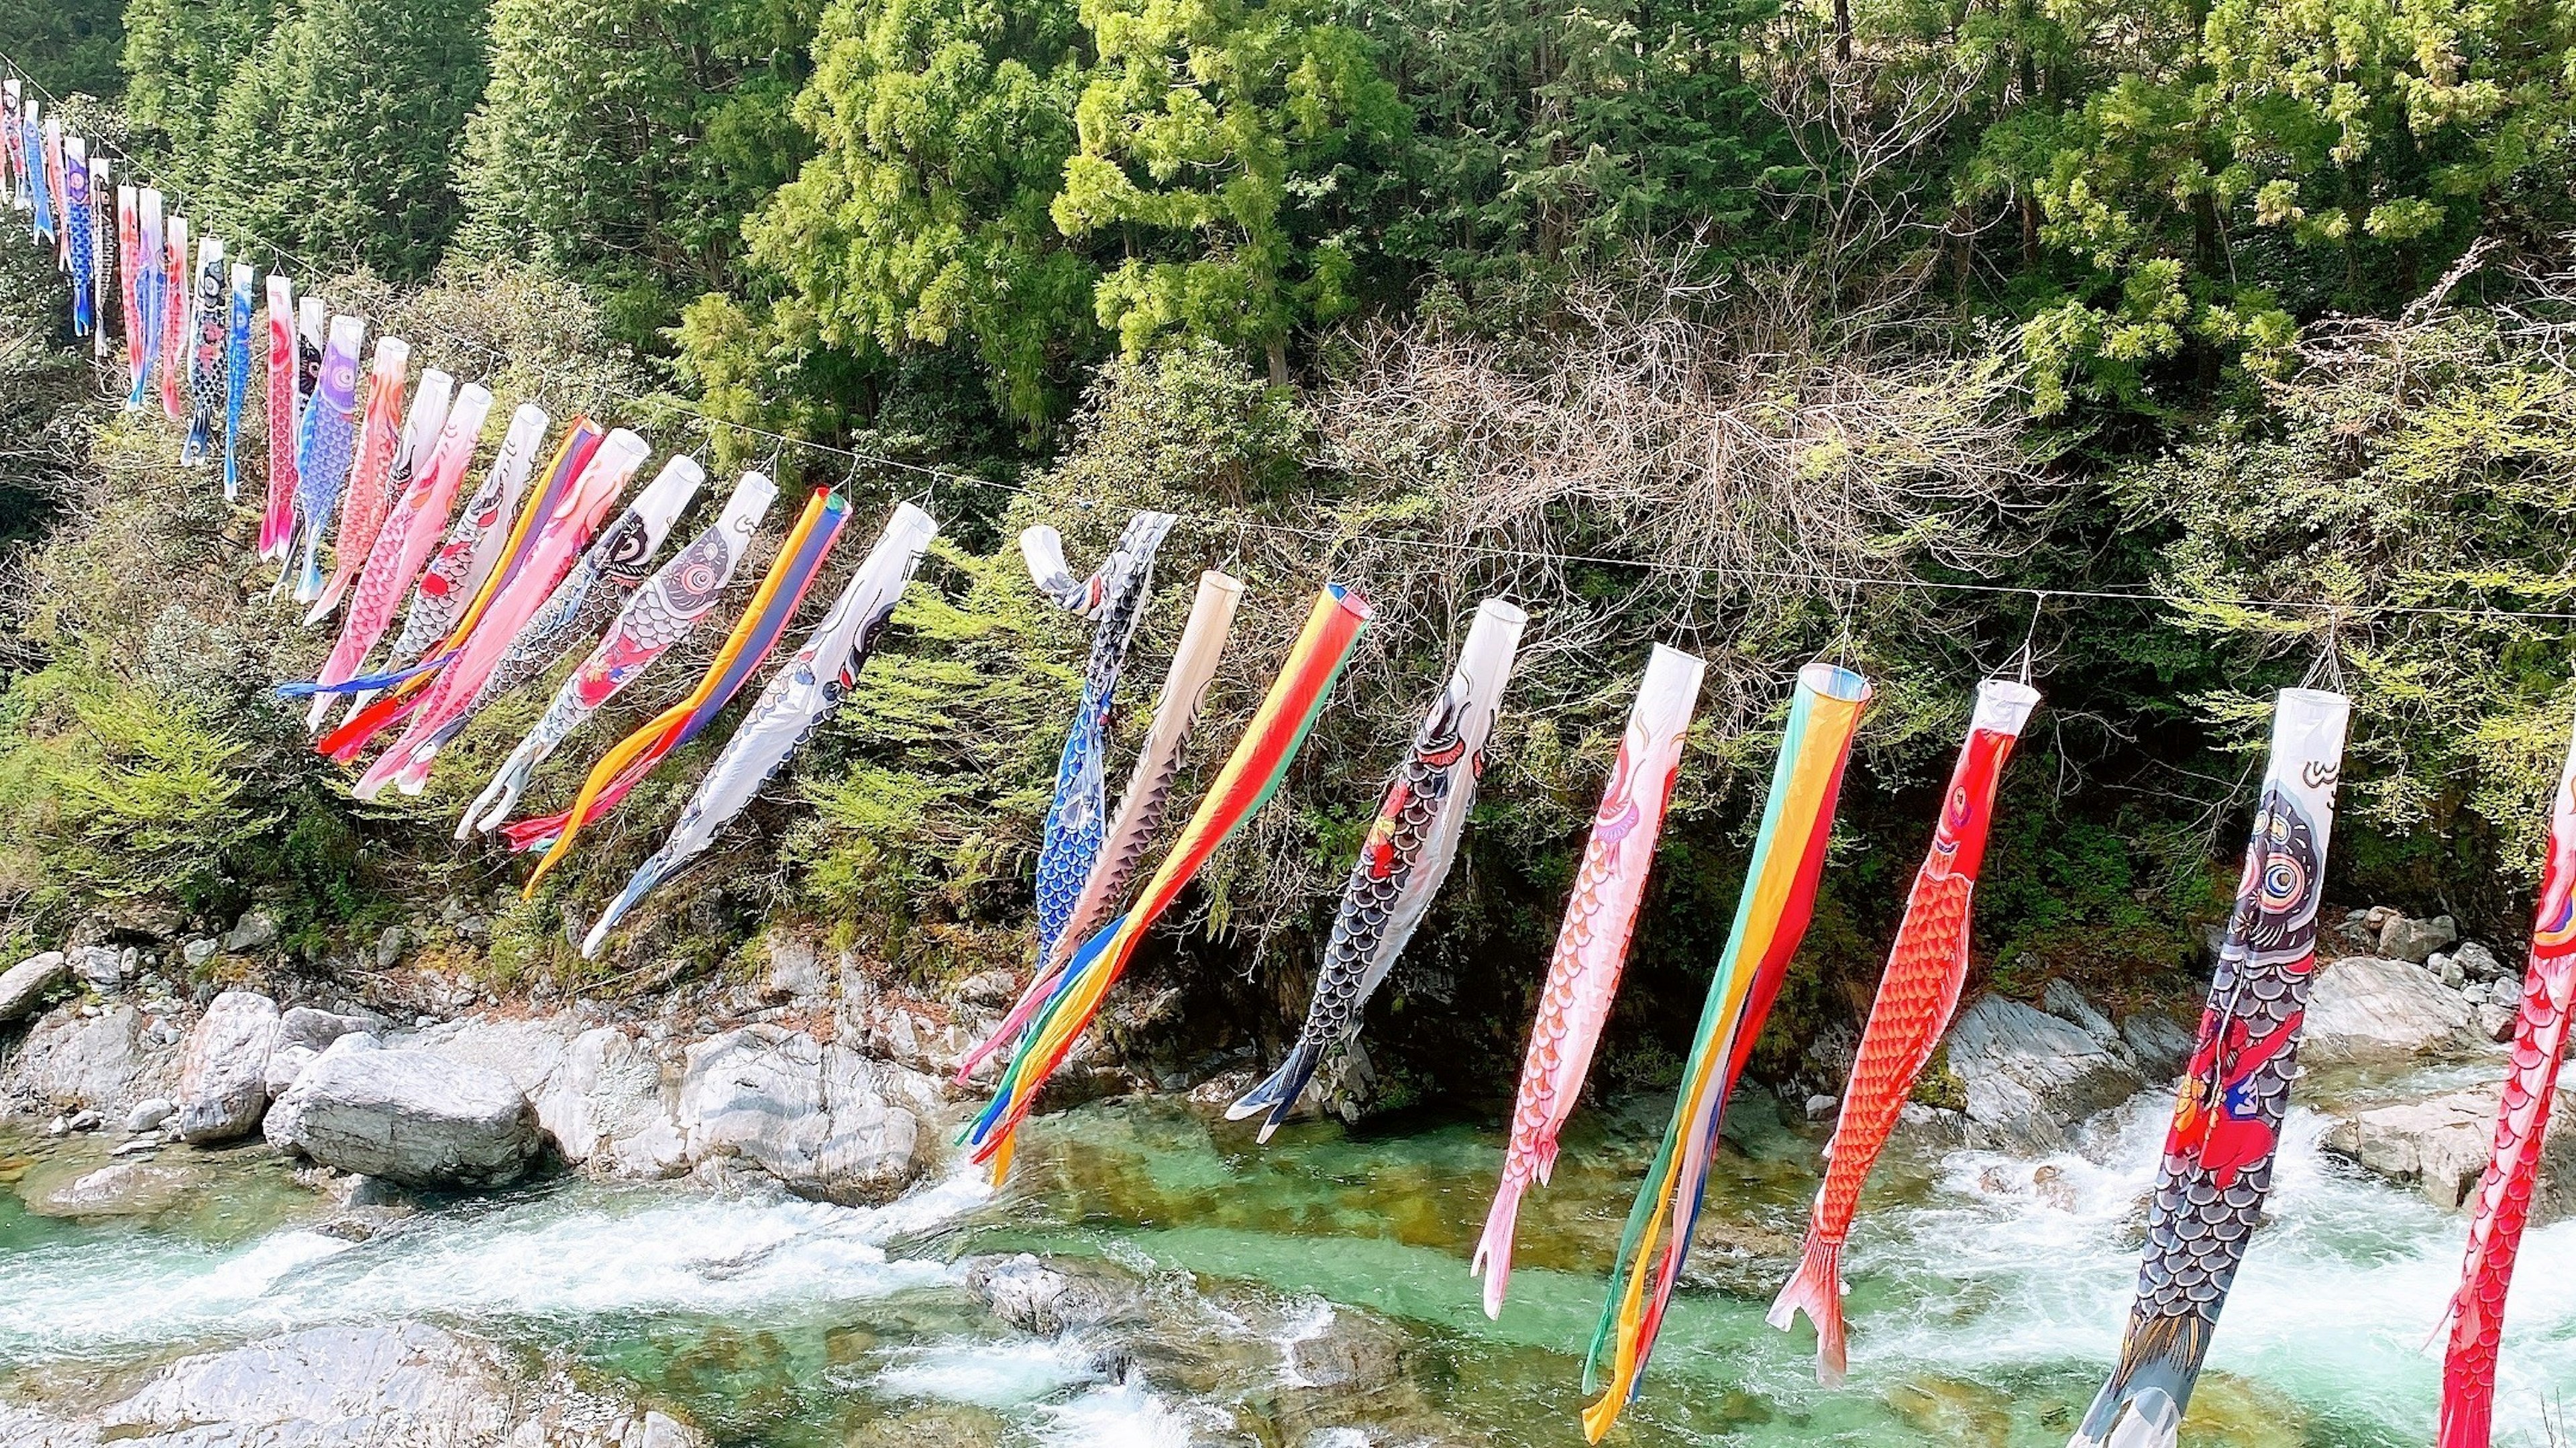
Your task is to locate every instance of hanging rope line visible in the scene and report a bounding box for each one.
[14,44,2576,627]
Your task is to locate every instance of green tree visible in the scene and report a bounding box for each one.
[197,0,490,278]
[1052,0,1409,380]
[118,0,278,184]
[0,0,126,100]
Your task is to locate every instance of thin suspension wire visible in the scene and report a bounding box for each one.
[13,48,2576,629]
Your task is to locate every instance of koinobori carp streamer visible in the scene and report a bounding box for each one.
[2438,708,2576,1448]
[287,313,367,603]
[1582,660,1870,1442]
[1474,643,1705,1317]
[967,583,1373,1183]
[364,403,549,692]
[61,136,88,336]
[1230,597,1527,1140]
[498,487,855,882]
[221,263,252,501]
[580,502,939,953]
[960,568,1246,1084]
[2071,687,2350,1448]
[259,273,300,559]
[123,189,160,411]
[180,236,225,470]
[1024,511,1179,970]
[305,337,417,617]
[1770,675,2039,1384]
[157,213,186,421]
[461,470,780,838]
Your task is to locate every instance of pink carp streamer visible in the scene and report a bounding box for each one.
[1770,676,2037,1384]
[305,338,418,621]
[2438,711,2576,1448]
[1472,643,1705,1318]
[157,213,186,421]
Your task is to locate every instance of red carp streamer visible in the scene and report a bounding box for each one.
[2438,715,2576,1447]
[1768,676,2038,1384]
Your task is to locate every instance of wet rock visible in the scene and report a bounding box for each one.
[961,1252,1129,1334]
[536,1026,685,1179]
[1892,1101,1970,1147]
[2303,957,2479,1064]
[842,982,989,1084]
[172,990,279,1143]
[2321,1086,2576,1221]
[675,1025,924,1205]
[221,909,280,953]
[11,1004,166,1111]
[2040,980,2118,1047]
[125,1097,175,1133]
[2118,1011,2199,1076]
[1943,994,2143,1151]
[23,1157,209,1218]
[845,1402,1010,1448]
[0,1321,708,1447]
[1187,1067,1258,1108]
[264,1035,541,1190]
[0,951,70,1024]
[1285,1308,1407,1390]
[2377,913,2457,964]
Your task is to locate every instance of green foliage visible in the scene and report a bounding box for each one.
[0,0,127,99]
[118,0,278,176]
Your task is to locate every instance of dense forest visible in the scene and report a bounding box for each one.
[5,0,2576,1104]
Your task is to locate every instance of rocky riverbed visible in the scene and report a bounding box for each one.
[0,906,2568,1444]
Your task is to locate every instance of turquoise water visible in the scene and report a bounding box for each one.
[1,1086,2570,1447]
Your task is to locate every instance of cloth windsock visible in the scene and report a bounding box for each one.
[180,236,227,469]
[288,383,494,727]
[1024,511,1179,968]
[304,338,417,618]
[62,138,89,335]
[40,113,61,260]
[286,314,367,603]
[462,470,780,837]
[1768,676,2039,1386]
[85,155,108,358]
[967,584,1374,1184]
[364,403,551,691]
[498,488,855,882]
[1583,661,1872,1442]
[401,452,708,796]
[258,274,301,558]
[28,105,50,243]
[2,81,19,208]
[350,425,642,800]
[1230,598,1528,1139]
[123,190,160,410]
[117,185,142,386]
[2438,707,2576,1448]
[1474,643,1706,1318]
[2071,688,2350,1448]
[221,264,253,500]
[158,214,188,421]
[959,569,1246,1083]
[17,100,36,224]
[579,502,938,949]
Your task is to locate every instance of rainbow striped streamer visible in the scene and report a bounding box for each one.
[966,583,1373,1183]
[1581,660,1870,1442]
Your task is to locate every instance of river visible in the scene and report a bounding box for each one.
[1,1078,2570,1446]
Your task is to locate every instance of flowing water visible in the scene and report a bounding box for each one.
[1,1078,2571,1447]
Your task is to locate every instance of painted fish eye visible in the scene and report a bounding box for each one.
[2259,851,2305,911]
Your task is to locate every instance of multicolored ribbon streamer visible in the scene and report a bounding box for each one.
[349,422,633,799]
[291,383,493,724]
[221,263,252,501]
[579,502,939,951]
[259,274,300,559]
[1474,643,1706,1317]
[958,568,1246,1083]
[157,213,187,421]
[1769,676,2039,1385]
[286,313,366,603]
[180,236,226,469]
[461,470,779,837]
[61,136,88,335]
[305,338,415,615]
[967,583,1373,1183]
[1024,511,1178,968]
[498,487,855,884]
[1230,597,1527,1139]
[1583,660,1870,1441]
[2438,710,2576,1448]
[2071,687,2349,1448]
[123,189,159,411]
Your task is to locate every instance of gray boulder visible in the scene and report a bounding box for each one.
[0,951,70,1024]
[2303,956,2479,1064]
[221,908,280,953]
[264,1037,541,1190]
[2377,913,2458,964]
[2118,1011,2200,1076]
[535,1027,685,1179]
[172,990,279,1143]
[11,1005,166,1110]
[2040,980,2118,1047]
[70,946,129,990]
[0,1320,706,1447]
[263,1006,376,1098]
[676,1025,924,1204]
[1943,994,2144,1151]
[2322,1086,2576,1223]
[2453,940,2508,981]
[125,1097,176,1133]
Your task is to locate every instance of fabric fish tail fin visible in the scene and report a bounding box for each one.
[2435,1374,2493,1448]
[1226,1034,1326,1141]
[2070,1316,2196,1448]
[1764,1235,1848,1386]
[581,856,672,959]
[1470,1170,1529,1320]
